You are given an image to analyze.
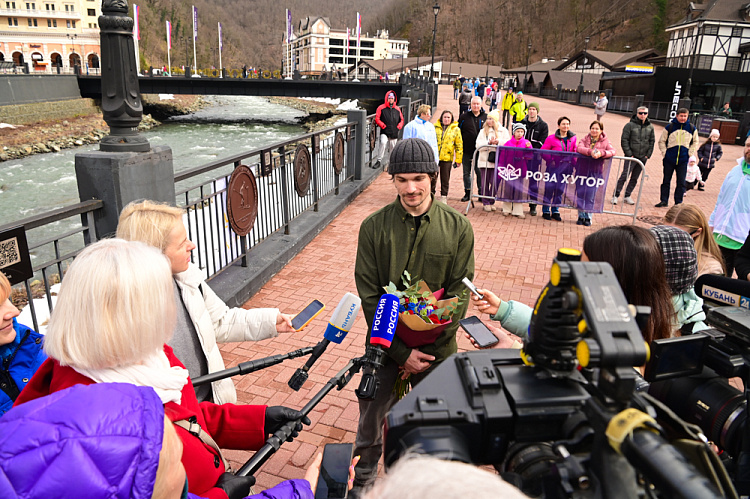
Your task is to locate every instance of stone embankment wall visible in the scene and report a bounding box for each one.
[0,98,101,126]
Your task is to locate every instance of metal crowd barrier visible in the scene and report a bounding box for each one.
[465,145,645,223]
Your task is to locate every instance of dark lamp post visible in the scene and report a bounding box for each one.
[429,3,439,84]
[579,36,590,86]
[485,48,490,81]
[523,42,531,92]
[417,38,421,76]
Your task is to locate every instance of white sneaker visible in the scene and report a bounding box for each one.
[611,196,618,205]
[441,196,448,204]
[624,196,635,205]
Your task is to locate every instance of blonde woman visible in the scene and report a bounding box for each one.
[16,239,308,499]
[475,109,510,211]
[664,203,726,276]
[116,200,295,404]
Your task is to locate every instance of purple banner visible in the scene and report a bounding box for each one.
[480,146,613,213]
[192,6,198,40]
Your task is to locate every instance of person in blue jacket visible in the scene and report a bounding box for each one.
[0,271,46,415]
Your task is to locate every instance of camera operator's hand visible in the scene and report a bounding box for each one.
[472,288,501,316]
[402,350,435,379]
[464,323,518,350]
[264,406,311,441]
[275,313,295,333]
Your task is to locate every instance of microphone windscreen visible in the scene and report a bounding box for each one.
[370,294,399,348]
[324,292,362,344]
[695,274,750,308]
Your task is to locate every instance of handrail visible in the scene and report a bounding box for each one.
[0,199,103,232]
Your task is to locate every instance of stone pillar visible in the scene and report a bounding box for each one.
[75,146,176,238]
[348,109,366,181]
[577,84,585,105]
[635,94,644,109]
[556,84,563,101]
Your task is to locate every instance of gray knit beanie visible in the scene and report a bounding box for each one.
[388,138,438,175]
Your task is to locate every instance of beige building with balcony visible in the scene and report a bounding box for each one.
[1,0,101,71]
[283,16,408,77]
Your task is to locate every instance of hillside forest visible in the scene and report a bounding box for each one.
[130,0,692,71]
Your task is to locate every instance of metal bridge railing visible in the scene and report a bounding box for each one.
[2,199,103,332]
[173,120,355,281]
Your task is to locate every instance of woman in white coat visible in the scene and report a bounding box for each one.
[475,110,511,212]
[117,200,295,404]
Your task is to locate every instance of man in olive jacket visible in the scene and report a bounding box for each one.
[352,138,475,495]
[613,106,655,205]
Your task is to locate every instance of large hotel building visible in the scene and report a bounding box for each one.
[1,0,101,71]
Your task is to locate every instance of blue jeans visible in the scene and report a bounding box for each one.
[578,210,591,220]
[542,206,560,214]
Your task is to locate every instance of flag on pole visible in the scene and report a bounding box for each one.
[286,9,292,42]
[166,20,171,49]
[218,22,223,50]
[192,5,198,40]
[356,13,361,47]
[133,4,140,40]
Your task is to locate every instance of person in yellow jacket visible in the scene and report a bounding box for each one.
[509,91,529,124]
[501,87,516,128]
[434,110,464,203]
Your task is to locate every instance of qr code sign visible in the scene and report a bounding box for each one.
[0,237,21,269]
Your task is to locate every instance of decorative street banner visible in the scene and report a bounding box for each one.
[485,146,613,213]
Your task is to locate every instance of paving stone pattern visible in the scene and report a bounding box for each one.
[224,85,745,490]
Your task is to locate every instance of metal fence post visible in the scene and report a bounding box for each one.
[399,97,412,140]
[556,84,563,101]
[278,145,291,235]
[348,109,366,181]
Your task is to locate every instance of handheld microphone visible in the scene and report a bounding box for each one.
[356,293,399,401]
[694,274,750,308]
[287,293,362,391]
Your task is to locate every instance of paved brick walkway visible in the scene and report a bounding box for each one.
[222,85,746,490]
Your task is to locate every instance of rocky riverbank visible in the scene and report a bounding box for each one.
[267,97,350,131]
[0,95,206,162]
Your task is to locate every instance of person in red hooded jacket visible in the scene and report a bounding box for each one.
[15,239,309,499]
[373,90,404,168]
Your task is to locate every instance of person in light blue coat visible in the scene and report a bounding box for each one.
[402,104,439,164]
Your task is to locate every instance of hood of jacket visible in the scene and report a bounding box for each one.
[0,383,166,498]
[669,117,696,133]
[555,130,576,140]
[629,114,652,127]
[384,90,398,106]
[581,131,609,147]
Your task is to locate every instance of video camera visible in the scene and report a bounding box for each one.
[384,250,734,498]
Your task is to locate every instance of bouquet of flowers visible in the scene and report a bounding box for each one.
[384,271,465,398]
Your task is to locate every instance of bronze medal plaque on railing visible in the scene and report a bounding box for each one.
[333,133,345,174]
[0,226,33,285]
[226,165,259,237]
[294,144,311,197]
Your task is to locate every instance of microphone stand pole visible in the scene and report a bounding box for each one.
[191,347,314,387]
[236,355,368,477]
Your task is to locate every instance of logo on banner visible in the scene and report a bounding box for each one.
[498,163,522,182]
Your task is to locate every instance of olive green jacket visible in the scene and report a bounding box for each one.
[355,196,475,366]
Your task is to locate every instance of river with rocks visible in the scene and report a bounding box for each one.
[0,95,337,227]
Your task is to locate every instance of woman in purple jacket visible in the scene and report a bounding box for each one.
[0,382,339,499]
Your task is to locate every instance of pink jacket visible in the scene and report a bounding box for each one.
[576,131,616,158]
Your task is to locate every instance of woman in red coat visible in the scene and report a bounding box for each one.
[15,239,308,499]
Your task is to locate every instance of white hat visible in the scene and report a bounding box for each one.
[709,129,720,138]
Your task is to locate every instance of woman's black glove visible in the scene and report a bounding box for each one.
[215,472,256,499]
[264,406,311,442]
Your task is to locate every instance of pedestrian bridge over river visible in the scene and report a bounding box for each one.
[76,75,404,101]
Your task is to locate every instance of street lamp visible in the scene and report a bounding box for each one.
[66,33,78,71]
[485,48,490,81]
[429,2,439,84]
[523,41,531,92]
[579,36,590,86]
[416,37,421,76]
